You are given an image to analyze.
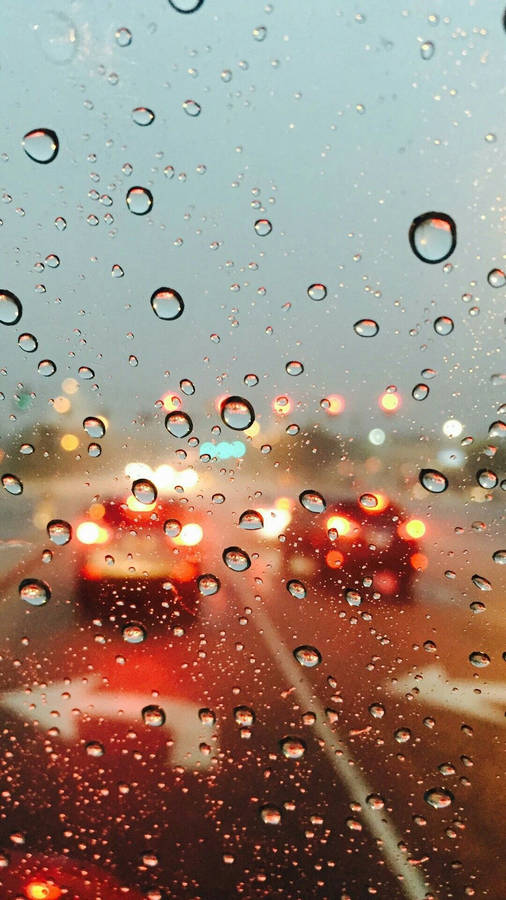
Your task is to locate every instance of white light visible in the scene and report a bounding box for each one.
[442,419,463,438]
[437,448,465,468]
[258,508,291,537]
[155,464,175,489]
[178,469,198,489]
[125,462,153,479]
[368,428,385,446]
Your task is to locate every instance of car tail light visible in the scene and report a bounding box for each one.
[25,882,62,900]
[76,521,109,545]
[326,515,358,538]
[174,523,203,546]
[126,494,157,513]
[398,519,426,540]
[326,549,344,568]
[410,552,428,571]
[359,491,389,513]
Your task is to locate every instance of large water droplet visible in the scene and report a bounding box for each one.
[260,804,281,825]
[132,479,157,504]
[126,186,153,215]
[492,549,506,565]
[412,383,429,401]
[150,287,184,320]
[409,212,456,264]
[163,518,181,537]
[488,420,506,439]
[197,574,221,596]
[83,416,106,438]
[359,492,378,509]
[0,290,22,325]
[420,40,435,59]
[299,489,326,514]
[287,579,307,599]
[22,129,59,164]
[18,333,37,352]
[38,359,56,376]
[369,702,385,719]
[115,26,132,47]
[419,468,448,493]
[142,705,165,726]
[476,469,498,489]
[424,787,454,809]
[487,268,506,288]
[469,650,490,667]
[85,741,105,758]
[168,0,205,11]
[220,395,255,431]
[182,99,201,117]
[2,474,23,495]
[165,411,193,438]
[234,706,255,726]
[280,736,306,760]
[19,578,51,606]
[471,573,492,591]
[293,645,322,668]
[122,622,147,643]
[223,546,251,572]
[285,360,304,376]
[132,107,155,126]
[199,707,216,725]
[307,283,327,301]
[353,318,379,337]
[47,519,72,546]
[239,509,264,530]
[254,218,272,236]
[434,316,454,336]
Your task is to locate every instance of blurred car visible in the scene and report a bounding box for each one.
[279,493,427,602]
[73,493,216,628]
[0,851,145,900]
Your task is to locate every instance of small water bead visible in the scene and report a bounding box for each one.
[412,383,429,401]
[487,268,506,288]
[142,705,165,726]
[254,218,272,236]
[132,478,157,504]
[359,493,377,509]
[163,519,181,537]
[83,416,105,438]
[0,290,22,325]
[368,702,385,719]
[78,366,95,380]
[419,468,448,493]
[222,546,251,572]
[286,423,300,435]
[243,373,258,387]
[85,740,105,758]
[220,395,255,431]
[469,651,490,668]
[2,474,23,495]
[293,645,322,668]
[239,509,264,530]
[260,805,281,825]
[434,316,454,336]
[20,443,34,455]
[234,706,255,726]
[165,411,193,438]
[409,212,457,264]
[115,26,132,46]
[150,287,184,321]
[18,333,38,352]
[285,360,303,377]
[38,359,56,376]
[470,601,486,614]
[22,128,59,164]
[55,215,67,230]
[438,762,456,777]
[366,793,385,810]
[420,40,435,59]
[45,254,60,268]
[182,99,201,117]
[424,787,454,809]
[126,186,153,215]
[252,25,267,41]
[47,519,72,546]
[471,573,492,591]
[198,708,216,727]
[353,318,379,337]
[299,490,326,514]
[122,622,147,643]
[88,443,101,457]
[180,378,195,395]
[307,283,327,301]
[287,579,307,599]
[132,107,155,126]
[111,264,124,278]
[197,574,221,596]
[19,578,51,606]
[476,469,498,489]
[280,736,306,760]
[492,549,506,565]
[394,727,411,744]
[345,589,362,607]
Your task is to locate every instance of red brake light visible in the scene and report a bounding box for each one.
[76,522,109,545]
[398,519,426,540]
[26,882,62,900]
[410,552,428,571]
[327,515,357,538]
[326,549,344,568]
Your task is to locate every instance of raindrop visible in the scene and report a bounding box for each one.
[122,622,147,643]
[260,805,281,825]
[488,420,506,439]
[180,378,195,395]
[47,519,72,546]
[239,509,264,530]
[20,443,34,455]
[111,264,124,278]
[359,492,377,509]
[471,574,492,591]
[366,793,385,810]
[142,705,165,726]
[419,469,448,493]
[163,519,181,537]
[412,383,429,401]
[0,290,22,325]
[409,212,457,264]
[220,395,255,431]
[165,411,193,438]
[420,40,435,59]
[299,490,326,514]
[307,283,327,301]
[115,26,132,46]
[38,359,56,376]
[287,579,307,599]
[434,316,454,336]
[2,474,23,495]
[234,706,255,726]
[126,186,153,215]
[197,574,221,596]
[345,589,362,607]
[293,645,322,668]
[223,546,251,572]
[492,549,506,565]
[182,99,201,117]
[244,373,258,386]
[469,651,490,668]
[353,318,379,337]
[252,25,267,41]
[169,0,205,13]
[78,366,95,380]
[132,479,157,504]
[438,762,456,776]
[22,128,59,164]
[279,736,306,759]
[132,107,155,126]
[88,443,101,457]
[394,727,411,743]
[18,333,37,352]
[150,287,184,320]
[368,702,385,719]
[476,469,498,489]
[83,416,106,438]
[254,218,272,236]
[285,360,304,376]
[85,741,105,758]
[424,787,454,810]
[19,578,50,606]
[199,708,216,725]
[487,268,506,288]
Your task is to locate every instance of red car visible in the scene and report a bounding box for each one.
[280,493,426,603]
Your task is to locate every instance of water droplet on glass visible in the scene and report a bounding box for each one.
[20,443,34,455]
[420,40,435,59]
[2,474,23,495]
[132,479,157,504]
[260,804,281,825]
[197,574,221,596]
[220,395,255,431]
[22,129,59,164]
[359,492,377,509]
[434,316,454,336]
[293,645,322,668]
[476,469,498,489]
[47,519,72,546]
[252,25,267,41]
[199,707,216,725]
[394,727,411,743]
[223,546,251,572]
[0,290,22,325]
[132,107,155,126]
[419,468,448,493]
[299,490,326,514]
[409,212,456,264]
[307,283,327,301]
[38,359,56,376]
[182,99,201,117]
[85,741,105,757]
[369,702,385,719]
[366,793,385,810]
[254,218,272,236]
[424,787,454,809]
[234,706,255,726]
[19,578,50,606]
[150,287,184,320]
[122,622,147,643]
[115,26,132,46]
[169,0,205,13]
[488,420,506,439]
[142,705,165,726]
[280,736,306,760]
[353,318,379,337]
[285,360,304,376]
[164,518,181,537]
[471,573,492,591]
[78,366,95,380]
[345,589,362,607]
[469,651,490,668]
[126,186,153,215]
[487,268,506,288]
[287,579,307,599]
[83,416,105,438]
[87,442,101,458]
[412,383,429,401]
[18,332,37,352]
[492,549,506,565]
[165,411,193,438]
[180,378,195,395]
[239,509,264,530]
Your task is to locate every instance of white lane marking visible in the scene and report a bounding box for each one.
[392,664,506,725]
[252,605,432,900]
[2,677,217,769]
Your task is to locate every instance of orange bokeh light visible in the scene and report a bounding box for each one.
[76,522,109,545]
[174,523,203,546]
[327,515,354,537]
[272,395,293,416]
[326,549,344,568]
[162,392,182,412]
[26,882,61,900]
[410,552,428,571]
[399,519,426,540]
[379,393,400,412]
[325,394,345,415]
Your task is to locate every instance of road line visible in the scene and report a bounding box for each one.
[251,604,433,900]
